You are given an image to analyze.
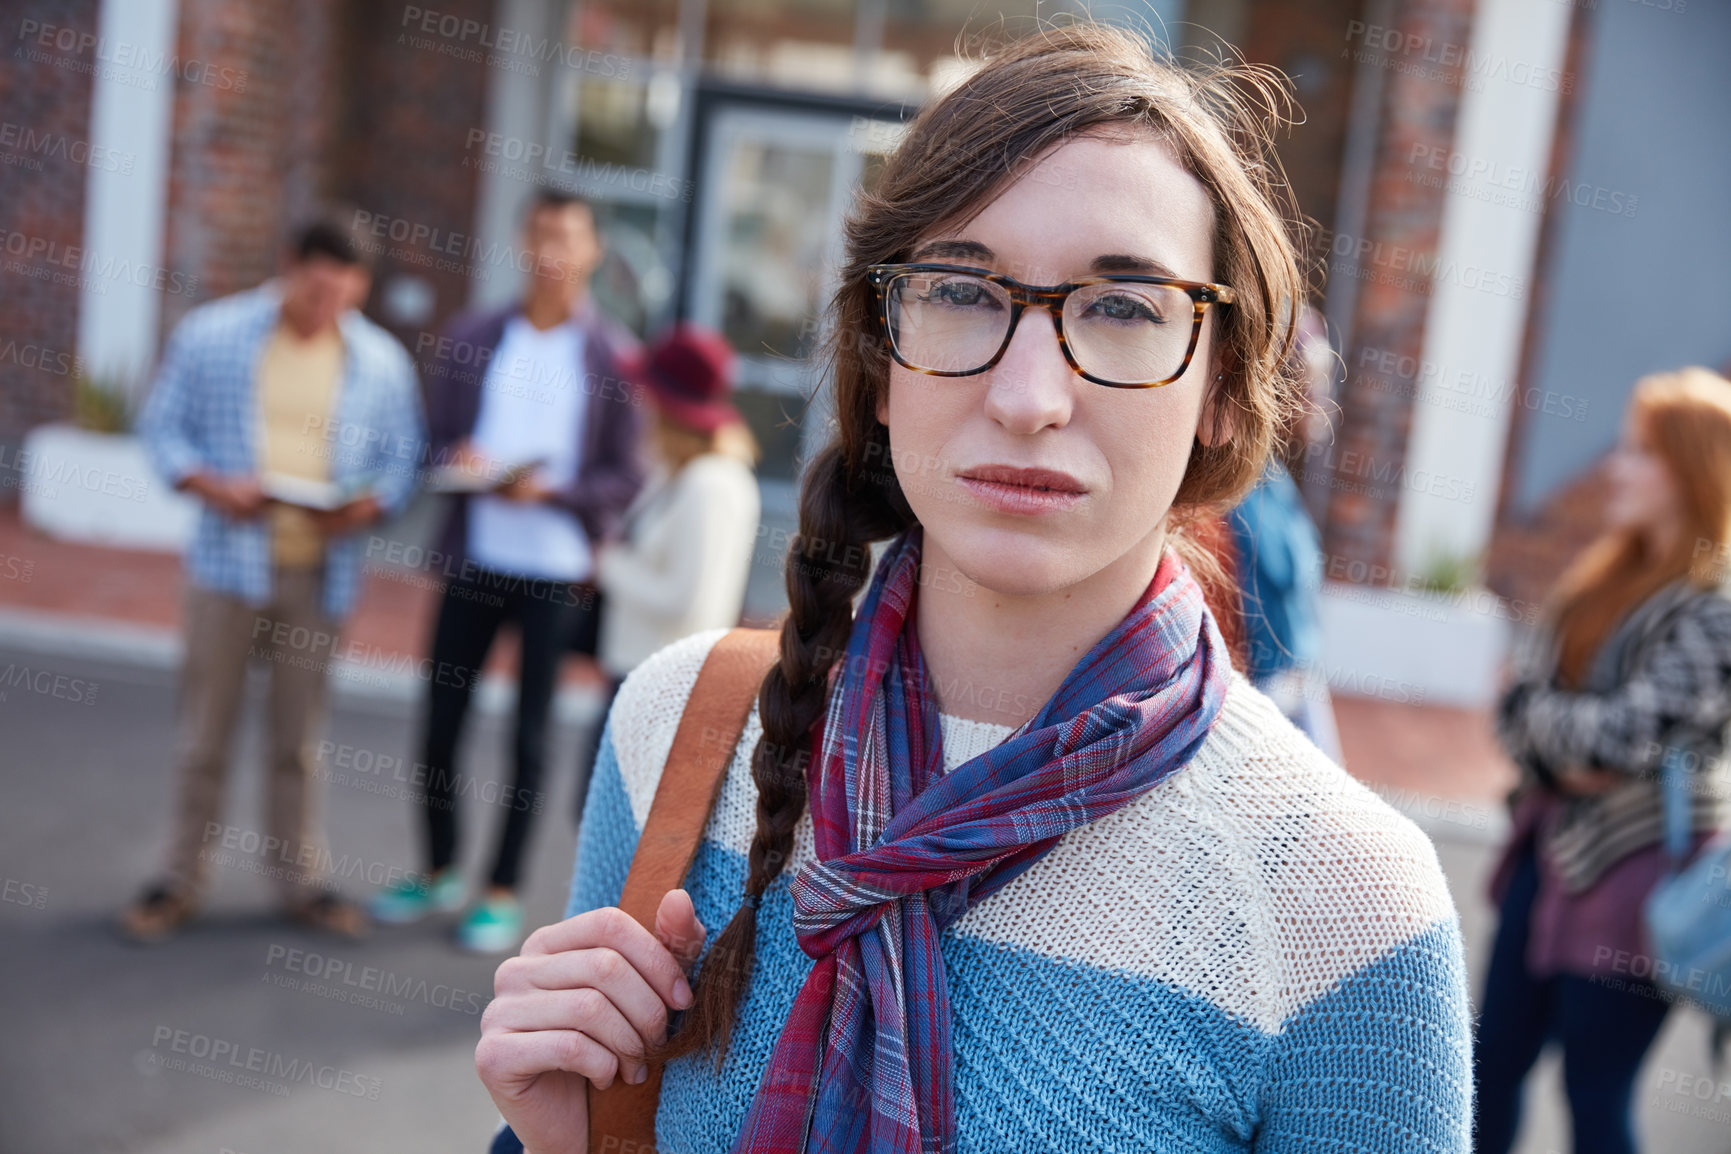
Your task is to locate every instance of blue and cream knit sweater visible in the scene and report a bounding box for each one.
[495,628,1473,1152]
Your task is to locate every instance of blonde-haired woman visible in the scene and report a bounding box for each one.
[1478,367,1731,1154]
[478,24,1470,1153]
[572,326,762,821]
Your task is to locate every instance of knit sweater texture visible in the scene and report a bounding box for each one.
[513,627,1473,1152]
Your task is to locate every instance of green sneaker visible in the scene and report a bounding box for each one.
[369,871,465,925]
[457,894,523,954]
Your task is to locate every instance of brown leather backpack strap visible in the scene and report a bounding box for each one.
[588,626,780,1153]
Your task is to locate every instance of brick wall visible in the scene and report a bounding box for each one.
[158,0,344,339]
[1314,0,1476,578]
[0,0,100,450]
[335,0,494,355]
[1240,0,1361,273]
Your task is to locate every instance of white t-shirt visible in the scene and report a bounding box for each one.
[467,315,592,582]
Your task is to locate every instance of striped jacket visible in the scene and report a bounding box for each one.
[1496,580,1731,892]
[136,283,425,619]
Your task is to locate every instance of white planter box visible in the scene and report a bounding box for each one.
[1316,581,1513,709]
[18,424,195,551]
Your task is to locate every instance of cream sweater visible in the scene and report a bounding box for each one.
[527,628,1475,1152]
[594,453,760,678]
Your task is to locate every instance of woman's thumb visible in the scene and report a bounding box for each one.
[654,889,707,971]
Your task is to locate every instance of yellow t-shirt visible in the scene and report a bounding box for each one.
[255,324,344,567]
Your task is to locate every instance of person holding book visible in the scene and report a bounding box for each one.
[370,189,647,954]
[121,213,425,942]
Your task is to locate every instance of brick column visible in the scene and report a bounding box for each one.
[158,0,345,339]
[0,0,100,450]
[1314,0,1477,580]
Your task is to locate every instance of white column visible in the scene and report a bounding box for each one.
[1391,0,1572,577]
[75,0,178,397]
[467,0,561,310]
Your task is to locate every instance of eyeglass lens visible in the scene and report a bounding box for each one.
[884,270,1197,385]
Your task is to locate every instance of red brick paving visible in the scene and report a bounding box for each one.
[0,504,604,688]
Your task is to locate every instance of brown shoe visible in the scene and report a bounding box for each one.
[285,891,370,939]
[119,883,197,944]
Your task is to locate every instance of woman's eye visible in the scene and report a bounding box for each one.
[1084,292,1167,324]
[923,279,996,308]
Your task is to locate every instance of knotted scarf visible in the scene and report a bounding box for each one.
[729,525,1230,1154]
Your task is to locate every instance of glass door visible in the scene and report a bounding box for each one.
[687,101,900,616]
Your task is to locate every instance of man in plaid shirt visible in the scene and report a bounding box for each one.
[120,214,425,942]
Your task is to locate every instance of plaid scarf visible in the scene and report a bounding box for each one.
[730,526,1230,1154]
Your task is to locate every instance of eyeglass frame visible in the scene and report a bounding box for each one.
[865,262,1237,389]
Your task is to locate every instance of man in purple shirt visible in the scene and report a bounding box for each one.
[372,189,647,952]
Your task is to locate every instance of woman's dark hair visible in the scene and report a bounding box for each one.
[659,20,1310,1062]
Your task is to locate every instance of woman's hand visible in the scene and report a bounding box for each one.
[475,890,707,1154]
[1555,765,1624,796]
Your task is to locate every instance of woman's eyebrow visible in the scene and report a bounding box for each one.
[909,239,994,263]
[907,242,1188,282]
[1091,253,1182,279]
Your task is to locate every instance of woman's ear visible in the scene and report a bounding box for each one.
[1197,366,1237,448]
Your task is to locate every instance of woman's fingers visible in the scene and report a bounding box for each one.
[497,947,674,1049]
[476,1024,623,1091]
[655,889,709,972]
[483,984,652,1085]
[521,906,694,1011]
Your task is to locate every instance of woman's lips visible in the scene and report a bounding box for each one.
[955,466,1087,516]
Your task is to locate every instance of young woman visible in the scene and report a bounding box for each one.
[1476,367,1731,1154]
[572,324,763,820]
[477,25,1471,1153]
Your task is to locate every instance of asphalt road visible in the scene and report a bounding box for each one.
[2,642,1729,1153]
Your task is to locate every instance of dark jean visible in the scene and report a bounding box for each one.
[418,566,595,890]
[1473,843,1672,1154]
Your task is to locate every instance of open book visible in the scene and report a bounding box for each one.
[424,457,545,495]
[259,473,369,512]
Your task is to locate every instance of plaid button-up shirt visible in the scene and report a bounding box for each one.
[137,282,426,620]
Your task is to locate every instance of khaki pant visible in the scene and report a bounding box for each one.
[164,567,340,904]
